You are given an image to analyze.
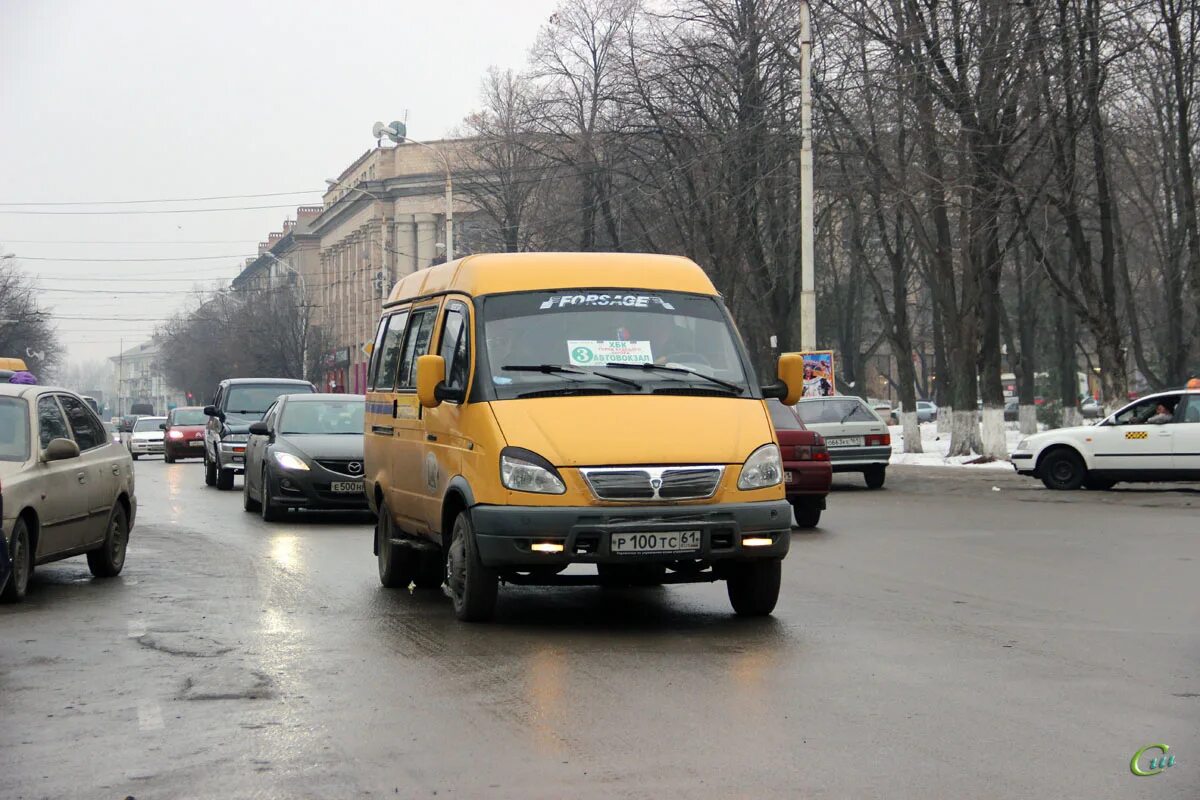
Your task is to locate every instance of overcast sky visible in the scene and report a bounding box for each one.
[0,0,559,368]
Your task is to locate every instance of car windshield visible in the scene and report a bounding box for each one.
[480,289,751,400]
[767,399,804,430]
[226,385,307,415]
[796,398,877,424]
[171,409,207,425]
[133,417,165,432]
[0,397,30,461]
[279,400,364,435]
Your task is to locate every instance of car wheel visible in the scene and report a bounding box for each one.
[259,467,282,521]
[1,519,33,603]
[216,466,234,491]
[243,467,261,512]
[204,452,217,487]
[863,466,886,489]
[1084,477,1116,491]
[87,503,128,578]
[131,453,139,461]
[376,502,416,588]
[726,558,781,616]
[791,500,821,529]
[597,563,666,587]
[412,548,446,589]
[1039,448,1085,490]
[164,452,175,464]
[446,510,498,622]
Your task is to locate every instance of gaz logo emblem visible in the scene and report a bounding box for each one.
[1125,431,1149,440]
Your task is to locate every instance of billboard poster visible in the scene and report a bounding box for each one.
[800,350,836,397]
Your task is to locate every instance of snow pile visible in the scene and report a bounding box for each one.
[887,423,1024,470]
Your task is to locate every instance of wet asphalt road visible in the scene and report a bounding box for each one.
[1,459,1197,799]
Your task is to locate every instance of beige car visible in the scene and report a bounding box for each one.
[0,384,137,602]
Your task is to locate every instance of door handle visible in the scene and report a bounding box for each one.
[372,425,395,436]
[77,472,87,485]
[426,434,438,442]
[111,465,121,476]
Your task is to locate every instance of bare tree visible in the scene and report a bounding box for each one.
[0,260,61,380]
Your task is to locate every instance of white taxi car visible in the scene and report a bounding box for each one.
[1010,389,1200,490]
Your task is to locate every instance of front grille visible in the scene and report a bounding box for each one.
[315,459,364,477]
[581,466,723,501]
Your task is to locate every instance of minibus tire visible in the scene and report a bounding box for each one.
[377,503,416,588]
[448,511,498,622]
[727,558,781,616]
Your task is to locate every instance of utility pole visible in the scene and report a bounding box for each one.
[118,338,124,417]
[799,0,817,351]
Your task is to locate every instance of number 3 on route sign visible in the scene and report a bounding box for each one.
[572,346,595,364]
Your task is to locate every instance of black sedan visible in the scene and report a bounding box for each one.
[241,393,368,521]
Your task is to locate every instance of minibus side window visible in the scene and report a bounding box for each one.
[396,307,438,391]
[439,302,471,398]
[369,310,409,391]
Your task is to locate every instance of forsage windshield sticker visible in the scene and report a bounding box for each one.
[539,293,676,311]
[568,340,653,366]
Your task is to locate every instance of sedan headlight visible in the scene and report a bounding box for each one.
[273,451,310,471]
[738,443,783,490]
[1017,439,1029,451]
[500,448,565,494]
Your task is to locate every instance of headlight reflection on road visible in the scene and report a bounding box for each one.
[525,645,568,755]
[270,535,301,571]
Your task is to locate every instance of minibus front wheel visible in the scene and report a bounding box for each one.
[726,558,782,616]
[447,510,498,622]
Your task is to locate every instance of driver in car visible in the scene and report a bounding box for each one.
[1145,402,1175,425]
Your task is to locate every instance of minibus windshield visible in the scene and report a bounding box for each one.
[480,290,751,399]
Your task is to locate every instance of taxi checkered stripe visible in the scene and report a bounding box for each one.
[1125,430,1149,439]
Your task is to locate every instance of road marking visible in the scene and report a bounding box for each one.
[137,699,163,731]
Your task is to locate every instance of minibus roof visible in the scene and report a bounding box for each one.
[385,252,718,307]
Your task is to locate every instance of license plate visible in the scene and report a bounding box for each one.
[826,436,863,448]
[232,455,243,463]
[330,481,364,494]
[785,471,794,483]
[611,530,701,554]
[189,440,203,447]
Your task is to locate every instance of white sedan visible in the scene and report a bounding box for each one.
[1010,389,1200,490]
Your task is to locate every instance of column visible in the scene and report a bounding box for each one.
[415,212,437,270]
[394,214,417,278]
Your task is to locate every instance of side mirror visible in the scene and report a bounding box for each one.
[417,354,446,409]
[203,405,218,417]
[43,437,81,462]
[248,421,270,437]
[762,353,804,405]
[159,423,167,430]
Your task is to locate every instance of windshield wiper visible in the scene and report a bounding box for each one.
[516,387,614,399]
[503,364,641,390]
[840,407,859,424]
[604,362,743,394]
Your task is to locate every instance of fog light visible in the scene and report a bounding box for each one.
[742,536,773,547]
[531,542,564,553]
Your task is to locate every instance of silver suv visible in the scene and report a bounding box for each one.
[203,378,315,490]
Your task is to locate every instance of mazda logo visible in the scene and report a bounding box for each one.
[347,462,363,475]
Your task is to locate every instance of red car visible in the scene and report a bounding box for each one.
[767,399,832,528]
[163,406,208,463]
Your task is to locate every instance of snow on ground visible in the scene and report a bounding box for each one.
[887,423,1025,469]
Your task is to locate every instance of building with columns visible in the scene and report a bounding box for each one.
[232,206,323,294]
[308,139,473,392]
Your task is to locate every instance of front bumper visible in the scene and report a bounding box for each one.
[828,445,891,471]
[1010,451,1036,476]
[217,441,248,473]
[470,500,792,568]
[165,438,206,458]
[266,466,369,511]
[129,439,164,454]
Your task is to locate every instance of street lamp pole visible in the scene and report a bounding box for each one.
[798,0,816,351]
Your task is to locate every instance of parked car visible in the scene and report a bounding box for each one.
[1080,397,1103,419]
[1004,397,1020,422]
[129,402,155,416]
[163,406,208,463]
[365,252,797,621]
[765,399,831,528]
[204,378,317,490]
[127,415,166,459]
[870,400,898,425]
[242,393,368,520]
[0,384,136,602]
[795,396,892,488]
[916,400,938,423]
[1010,389,1200,489]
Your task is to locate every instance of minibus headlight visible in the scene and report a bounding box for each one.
[738,443,782,490]
[500,448,566,494]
